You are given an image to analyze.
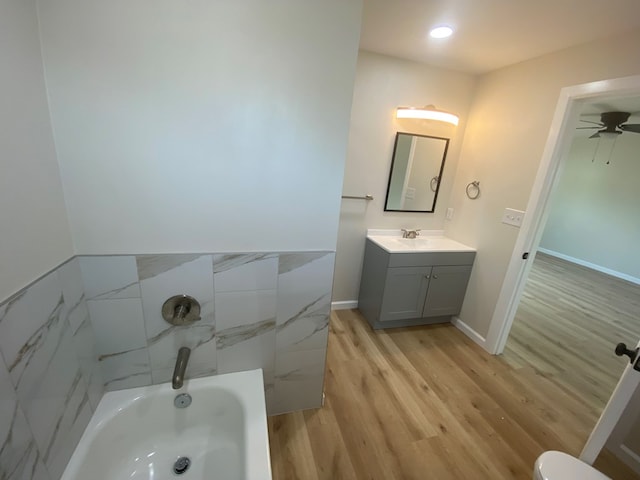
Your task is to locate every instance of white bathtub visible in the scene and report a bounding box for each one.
[61,369,272,480]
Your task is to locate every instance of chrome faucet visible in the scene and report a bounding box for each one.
[172,347,191,389]
[401,229,421,239]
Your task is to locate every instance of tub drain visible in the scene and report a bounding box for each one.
[173,456,191,475]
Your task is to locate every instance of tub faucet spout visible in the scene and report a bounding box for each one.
[172,347,191,389]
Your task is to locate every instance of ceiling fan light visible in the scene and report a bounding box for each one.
[396,105,459,125]
[599,131,621,140]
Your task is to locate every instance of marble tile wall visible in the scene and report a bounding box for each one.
[0,258,102,480]
[80,251,334,415]
[0,250,333,479]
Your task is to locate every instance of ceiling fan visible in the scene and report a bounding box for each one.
[578,111,640,138]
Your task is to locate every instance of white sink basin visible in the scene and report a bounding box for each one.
[368,235,475,253]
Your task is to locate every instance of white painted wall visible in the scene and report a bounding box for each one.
[333,51,476,303]
[540,134,640,280]
[37,0,362,255]
[445,28,640,339]
[0,0,74,301]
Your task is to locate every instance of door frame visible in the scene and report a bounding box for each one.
[484,74,640,355]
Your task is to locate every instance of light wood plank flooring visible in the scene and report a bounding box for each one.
[268,254,640,480]
[504,253,640,413]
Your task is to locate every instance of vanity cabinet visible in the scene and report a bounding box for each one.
[358,239,475,329]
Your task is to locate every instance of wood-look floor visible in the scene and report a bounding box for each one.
[504,253,640,413]
[268,254,640,480]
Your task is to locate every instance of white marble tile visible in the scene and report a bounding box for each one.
[215,291,276,382]
[87,298,147,355]
[0,264,93,480]
[213,254,278,292]
[276,252,333,353]
[0,272,65,387]
[150,368,173,385]
[215,290,277,331]
[136,254,204,281]
[275,297,330,353]
[42,384,92,480]
[19,326,88,474]
[105,372,152,392]
[56,258,88,334]
[71,314,103,410]
[217,330,276,379]
[86,364,104,412]
[277,252,334,276]
[187,363,218,380]
[29,459,51,480]
[99,347,151,391]
[147,324,216,372]
[264,382,277,416]
[137,254,215,341]
[0,355,46,480]
[277,252,334,297]
[79,256,140,300]
[272,349,326,415]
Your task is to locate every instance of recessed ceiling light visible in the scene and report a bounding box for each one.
[429,25,454,39]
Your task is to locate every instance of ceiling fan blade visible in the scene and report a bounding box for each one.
[589,132,601,139]
[576,126,599,129]
[620,123,640,133]
[579,119,604,126]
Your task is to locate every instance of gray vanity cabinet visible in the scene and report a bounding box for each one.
[379,266,432,321]
[422,265,473,317]
[358,239,475,329]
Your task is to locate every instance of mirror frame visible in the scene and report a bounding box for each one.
[384,132,450,213]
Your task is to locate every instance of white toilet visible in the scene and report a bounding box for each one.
[533,451,611,480]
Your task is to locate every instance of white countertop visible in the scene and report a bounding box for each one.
[367,231,475,253]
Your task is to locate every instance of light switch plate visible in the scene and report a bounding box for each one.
[502,208,525,227]
[446,208,454,220]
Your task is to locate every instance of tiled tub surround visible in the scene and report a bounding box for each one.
[0,251,333,479]
[83,251,334,415]
[0,258,102,480]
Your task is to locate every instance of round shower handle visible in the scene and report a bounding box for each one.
[162,295,201,326]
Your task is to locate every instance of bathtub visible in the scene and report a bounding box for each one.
[61,369,271,480]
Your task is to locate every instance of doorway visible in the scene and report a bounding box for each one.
[484,75,640,473]
[503,101,640,411]
[485,75,640,354]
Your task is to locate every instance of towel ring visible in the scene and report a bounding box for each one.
[430,176,439,192]
[466,181,480,200]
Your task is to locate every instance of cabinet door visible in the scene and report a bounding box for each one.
[380,266,432,321]
[422,265,472,317]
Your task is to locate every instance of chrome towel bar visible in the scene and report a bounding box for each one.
[341,194,374,201]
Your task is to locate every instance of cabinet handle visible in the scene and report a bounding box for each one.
[425,275,430,279]
[433,275,438,279]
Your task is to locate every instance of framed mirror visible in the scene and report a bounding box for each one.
[384,132,449,212]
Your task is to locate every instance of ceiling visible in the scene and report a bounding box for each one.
[360,0,640,74]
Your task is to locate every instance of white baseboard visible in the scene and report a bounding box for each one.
[537,248,640,286]
[451,316,489,352]
[331,300,358,310]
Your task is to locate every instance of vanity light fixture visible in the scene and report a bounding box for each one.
[429,25,454,39]
[396,105,459,126]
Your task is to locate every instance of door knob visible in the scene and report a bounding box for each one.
[615,343,639,364]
